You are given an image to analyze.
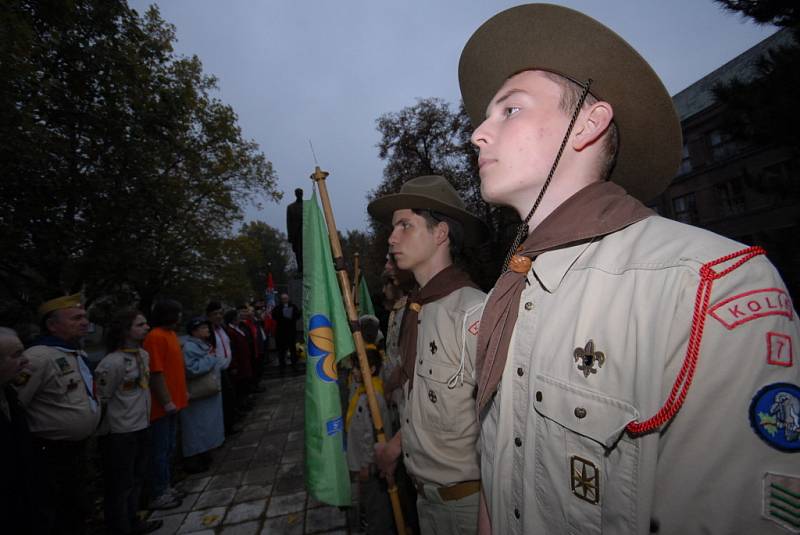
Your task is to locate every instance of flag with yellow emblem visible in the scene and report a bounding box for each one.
[302,191,354,506]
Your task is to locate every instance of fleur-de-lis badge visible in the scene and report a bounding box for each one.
[573,340,605,378]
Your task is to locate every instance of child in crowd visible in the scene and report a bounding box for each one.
[345,347,394,535]
[96,309,163,534]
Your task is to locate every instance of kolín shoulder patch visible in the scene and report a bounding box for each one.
[749,383,800,452]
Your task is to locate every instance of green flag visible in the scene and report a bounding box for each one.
[302,191,354,506]
[358,275,375,317]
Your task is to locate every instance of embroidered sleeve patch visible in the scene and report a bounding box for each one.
[763,473,800,533]
[749,383,800,452]
[767,332,794,367]
[709,288,793,330]
[468,320,480,336]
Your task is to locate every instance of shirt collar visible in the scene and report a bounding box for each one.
[531,240,595,293]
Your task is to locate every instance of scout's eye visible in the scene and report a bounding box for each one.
[504,106,520,117]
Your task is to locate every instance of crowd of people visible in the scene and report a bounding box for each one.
[0,293,302,535]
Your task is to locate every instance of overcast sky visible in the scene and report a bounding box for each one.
[128,0,776,234]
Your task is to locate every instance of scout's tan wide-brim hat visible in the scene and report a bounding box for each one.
[458,3,682,202]
[368,175,489,244]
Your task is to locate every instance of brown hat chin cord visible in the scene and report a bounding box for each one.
[501,78,594,274]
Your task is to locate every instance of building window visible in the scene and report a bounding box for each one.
[679,143,692,175]
[715,177,746,216]
[672,193,698,224]
[709,130,737,162]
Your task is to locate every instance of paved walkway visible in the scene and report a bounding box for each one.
[148,371,352,535]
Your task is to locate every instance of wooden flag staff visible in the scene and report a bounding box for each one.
[310,166,408,535]
[353,252,361,314]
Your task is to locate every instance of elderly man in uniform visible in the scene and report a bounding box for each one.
[458,5,800,534]
[370,176,487,535]
[0,327,39,535]
[14,294,101,534]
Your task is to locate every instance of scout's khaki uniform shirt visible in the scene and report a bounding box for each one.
[95,349,152,434]
[402,286,485,487]
[15,345,101,441]
[481,216,800,534]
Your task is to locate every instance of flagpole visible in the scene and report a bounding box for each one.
[353,252,361,314]
[310,166,408,535]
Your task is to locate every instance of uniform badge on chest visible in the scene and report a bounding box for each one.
[762,473,800,533]
[429,341,437,355]
[56,356,72,375]
[570,455,600,504]
[574,340,605,378]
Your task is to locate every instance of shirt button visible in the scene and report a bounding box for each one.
[514,437,522,447]
[535,391,543,402]
[524,301,534,311]
[574,407,587,419]
[405,452,409,458]
[406,419,409,424]
[514,508,520,519]
[516,367,524,377]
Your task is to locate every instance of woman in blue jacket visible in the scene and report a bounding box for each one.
[180,317,224,472]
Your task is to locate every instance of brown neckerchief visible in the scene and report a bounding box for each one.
[399,264,479,390]
[475,181,654,411]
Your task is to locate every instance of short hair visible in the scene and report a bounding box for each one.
[359,315,380,345]
[411,209,465,261]
[294,188,303,199]
[206,301,223,314]
[105,308,143,353]
[541,71,619,181]
[150,299,182,328]
[0,326,18,339]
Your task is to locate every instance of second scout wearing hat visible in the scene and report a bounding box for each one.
[458,3,682,201]
[368,175,489,244]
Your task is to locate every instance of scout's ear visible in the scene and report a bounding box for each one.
[572,101,614,152]
[433,220,450,246]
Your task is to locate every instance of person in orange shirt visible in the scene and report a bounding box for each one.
[142,299,187,510]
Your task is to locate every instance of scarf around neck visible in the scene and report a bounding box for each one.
[475,181,654,411]
[399,264,479,390]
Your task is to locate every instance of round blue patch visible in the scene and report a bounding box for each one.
[749,382,800,452]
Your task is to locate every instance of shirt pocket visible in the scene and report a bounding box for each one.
[56,370,85,404]
[532,373,640,535]
[414,359,463,433]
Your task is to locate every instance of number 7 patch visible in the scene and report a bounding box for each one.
[767,332,793,367]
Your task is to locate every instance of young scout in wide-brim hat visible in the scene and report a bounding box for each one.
[458,3,682,201]
[368,175,489,244]
[462,5,800,535]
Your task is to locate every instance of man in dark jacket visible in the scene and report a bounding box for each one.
[272,293,301,371]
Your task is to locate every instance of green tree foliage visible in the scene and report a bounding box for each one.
[0,1,280,325]
[238,221,291,297]
[370,98,519,290]
[712,1,800,167]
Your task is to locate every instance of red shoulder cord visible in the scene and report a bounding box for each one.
[625,246,767,435]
